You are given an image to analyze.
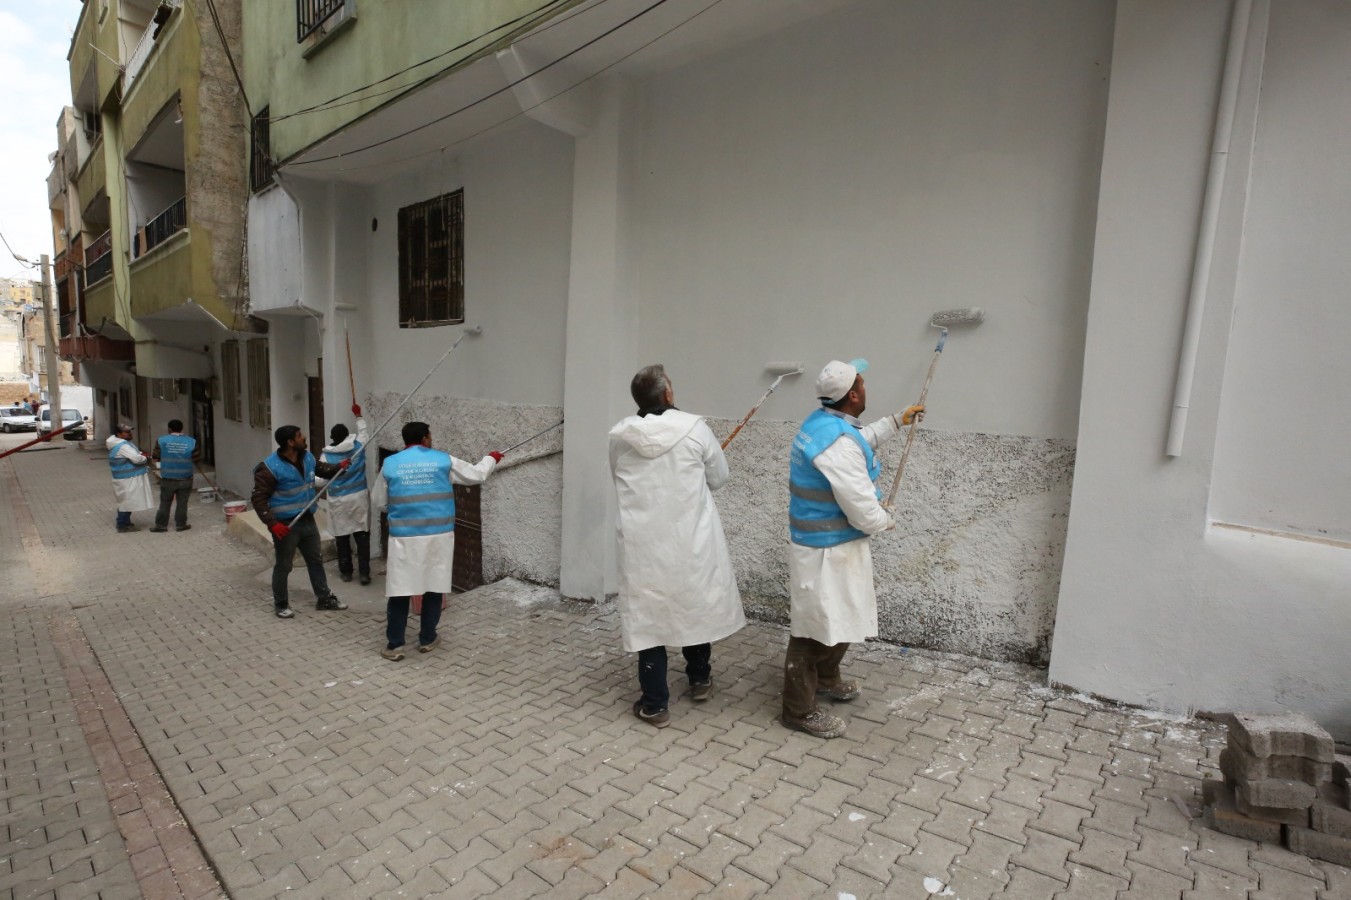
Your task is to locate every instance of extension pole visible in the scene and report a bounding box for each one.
[344,322,356,408]
[501,420,564,454]
[286,327,480,526]
[882,330,946,509]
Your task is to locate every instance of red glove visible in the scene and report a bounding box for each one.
[269,522,290,540]
[337,459,352,470]
[351,404,361,417]
[489,451,504,463]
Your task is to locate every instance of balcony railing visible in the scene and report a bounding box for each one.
[298,0,346,42]
[124,0,180,91]
[85,230,113,286]
[136,197,187,259]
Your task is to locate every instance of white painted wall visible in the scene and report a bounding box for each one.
[1050,0,1351,737]
[246,184,302,314]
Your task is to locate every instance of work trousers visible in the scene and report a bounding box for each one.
[271,513,332,609]
[386,592,443,650]
[335,530,371,578]
[154,478,193,529]
[637,644,711,714]
[782,636,850,720]
[115,510,132,529]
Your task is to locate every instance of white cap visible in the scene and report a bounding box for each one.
[815,358,869,403]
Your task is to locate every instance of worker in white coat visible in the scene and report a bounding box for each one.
[316,404,372,585]
[610,364,745,728]
[370,420,501,660]
[106,423,154,533]
[782,359,924,739]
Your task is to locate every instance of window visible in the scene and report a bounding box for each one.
[297,0,348,43]
[250,107,273,192]
[247,339,270,430]
[152,378,178,402]
[398,190,464,328]
[222,340,242,422]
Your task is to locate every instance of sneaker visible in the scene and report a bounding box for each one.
[149,526,168,533]
[690,680,713,702]
[359,574,372,586]
[315,595,348,611]
[817,679,861,702]
[338,572,353,583]
[117,524,140,533]
[381,646,405,661]
[633,700,670,728]
[275,606,294,619]
[418,637,441,653]
[781,710,847,739]
[176,524,191,532]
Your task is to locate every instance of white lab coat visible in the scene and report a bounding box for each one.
[105,435,155,512]
[370,452,497,597]
[315,417,370,536]
[609,410,745,653]
[788,412,902,645]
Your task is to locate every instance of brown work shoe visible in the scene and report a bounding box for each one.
[381,646,405,661]
[781,710,847,739]
[690,680,713,702]
[817,678,861,702]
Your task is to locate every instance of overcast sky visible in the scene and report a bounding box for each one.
[0,2,81,283]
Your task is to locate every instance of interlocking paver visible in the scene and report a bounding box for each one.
[6,436,1351,897]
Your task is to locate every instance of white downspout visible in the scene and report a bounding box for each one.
[1166,0,1254,457]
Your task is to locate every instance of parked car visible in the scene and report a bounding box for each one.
[0,406,37,433]
[37,406,90,441]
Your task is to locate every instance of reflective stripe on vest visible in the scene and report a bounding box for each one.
[263,451,317,520]
[787,408,880,548]
[157,434,196,480]
[383,446,456,538]
[321,440,367,499]
[108,441,143,481]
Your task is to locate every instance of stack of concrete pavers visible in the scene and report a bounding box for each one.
[1202,712,1351,865]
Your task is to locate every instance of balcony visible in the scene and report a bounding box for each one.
[84,231,114,288]
[124,1,180,93]
[298,0,349,42]
[129,226,193,319]
[60,334,135,364]
[83,275,117,327]
[135,197,186,259]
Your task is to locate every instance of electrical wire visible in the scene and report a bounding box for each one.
[290,0,675,167]
[266,0,582,124]
[1,232,39,268]
[289,0,726,176]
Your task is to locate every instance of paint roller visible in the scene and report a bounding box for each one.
[882,308,985,509]
[286,325,485,526]
[721,362,804,450]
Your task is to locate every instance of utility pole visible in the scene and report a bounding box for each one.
[40,254,61,437]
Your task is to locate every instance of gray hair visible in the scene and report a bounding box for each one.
[630,364,671,410]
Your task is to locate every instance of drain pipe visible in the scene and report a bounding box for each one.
[1166,0,1254,458]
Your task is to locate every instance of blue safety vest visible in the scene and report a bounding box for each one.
[320,440,367,498]
[108,441,144,480]
[383,446,456,538]
[263,451,317,520]
[788,408,881,548]
[157,434,196,480]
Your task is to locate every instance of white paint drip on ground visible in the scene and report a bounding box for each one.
[848,812,866,822]
[923,876,955,896]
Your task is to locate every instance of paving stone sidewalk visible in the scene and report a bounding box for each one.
[3,436,1351,899]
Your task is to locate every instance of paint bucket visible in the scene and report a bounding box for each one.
[223,500,248,523]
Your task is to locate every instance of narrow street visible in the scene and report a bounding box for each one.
[2,432,1347,899]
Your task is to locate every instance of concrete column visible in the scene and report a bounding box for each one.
[560,79,636,601]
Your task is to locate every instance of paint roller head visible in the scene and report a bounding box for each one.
[463,325,484,335]
[765,361,804,376]
[929,307,986,328]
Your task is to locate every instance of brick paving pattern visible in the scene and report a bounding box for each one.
[3,434,1351,898]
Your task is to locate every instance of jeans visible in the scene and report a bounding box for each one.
[271,513,333,609]
[781,636,850,720]
[116,510,131,529]
[637,644,712,714]
[335,530,371,577]
[386,592,443,650]
[155,478,193,528]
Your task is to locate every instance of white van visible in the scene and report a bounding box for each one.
[37,406,90,441]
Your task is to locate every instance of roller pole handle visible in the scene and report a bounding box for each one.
[882,329,945,509]
[345,324,357,407]
[722,373,791,450]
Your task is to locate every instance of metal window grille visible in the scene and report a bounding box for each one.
[247,339,270,430]
[153,378,178,402]
[222,340,243,422]
[297,0,346,42]
[251,107,274,192]
[397,190,464,328]
[84,230,113,287]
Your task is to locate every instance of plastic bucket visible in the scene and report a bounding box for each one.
[223,500,248,523]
